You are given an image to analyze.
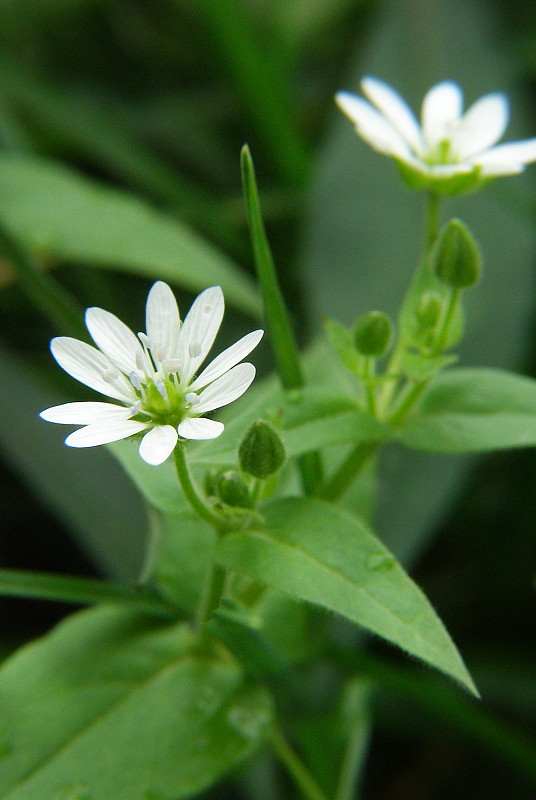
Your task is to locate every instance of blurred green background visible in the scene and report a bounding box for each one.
[0,0,535,797]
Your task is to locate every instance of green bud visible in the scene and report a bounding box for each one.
[217,470,252,508]
[432,218,481,289]
[416,291,442,330]
[204,466,227,497]
[354,311,393,357]
[239,420,286,479]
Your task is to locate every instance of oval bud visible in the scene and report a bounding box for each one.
[416,291,442,330]
[354,311,393,357]
[239,420,286,479]
[217,470,252,508]
[432,218,481,289]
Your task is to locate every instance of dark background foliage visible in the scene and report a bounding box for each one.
[0,1,535,797]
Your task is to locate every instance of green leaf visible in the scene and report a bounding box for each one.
[0,154,260,316]
[301,0,536,562]
[0,606,272,799]
[216,497,477,694]
[397,367,536,453]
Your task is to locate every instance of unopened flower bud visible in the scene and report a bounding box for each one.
[217,470,252,508]
[416,291,442,329]
[354,311,393,357]
[239,420,286,479]
[432,219,481,289]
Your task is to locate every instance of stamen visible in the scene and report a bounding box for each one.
[102,368,119,383]
[156,378,167,398]
[185,392,200,406]
[135,351,145,371]
[162,358,182,373]
[138,332,151,347]
[128,400,142,416]
[189,339,201,358]
[130,371,142,391]
[153,343,164,363]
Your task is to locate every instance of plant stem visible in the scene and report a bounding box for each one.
[362,357,377,417]
[0,569,176,616]
[318,441,378,502]
[270,725,329,800]
[335,718,370,800]
[173,446,224,528]
[426,190,441,248]
[195,561,227,628]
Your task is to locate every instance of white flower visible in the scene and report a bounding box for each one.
[336,76,536,194]
[41,282,263,466]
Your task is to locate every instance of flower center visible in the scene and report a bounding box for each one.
[425,137,457,166]
[130,376,198,427]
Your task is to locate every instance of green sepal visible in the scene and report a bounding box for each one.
[323,315,361,373]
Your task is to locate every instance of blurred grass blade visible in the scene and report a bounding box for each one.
[241,145,322,492]
[0,154,261,317]
[202,0,310,186]
[0,569,175,616]
[0,214,85,338]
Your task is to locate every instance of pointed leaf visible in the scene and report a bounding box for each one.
[216,497,477,694]
[398,367,536,453]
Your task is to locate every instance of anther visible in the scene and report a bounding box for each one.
[153,343,164,363]
[102,369,119,383]
[189,339,201,358]
[130,371,142,391]
[128,401,142,416]
[185,392,200,406]
[156,378,167,398]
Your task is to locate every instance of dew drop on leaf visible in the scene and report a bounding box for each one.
[194,684,221,716]
[53,785,93,800]
[365,553,396,572]
[226,705,270,740]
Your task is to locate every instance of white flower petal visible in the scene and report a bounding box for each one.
[421,81,463,147]
[454,93,509,159]
[361,76,423,155]
[40,401,131,424]
[65,419,149,448]
[478,162,524,177]
[50,337,134,402]
[335,92,413,161]
[145,281,181,358]
[189,329,263,390]
[138,425,178,465]
[85,307,143,374]
[195,363,256,413]
[473,138,536,167]
[178,286,225,383]
[428,163,475,177]
[178,417,224,440]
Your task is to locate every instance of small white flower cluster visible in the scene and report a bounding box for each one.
[336,77,536,193]
[41,282,263,466]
